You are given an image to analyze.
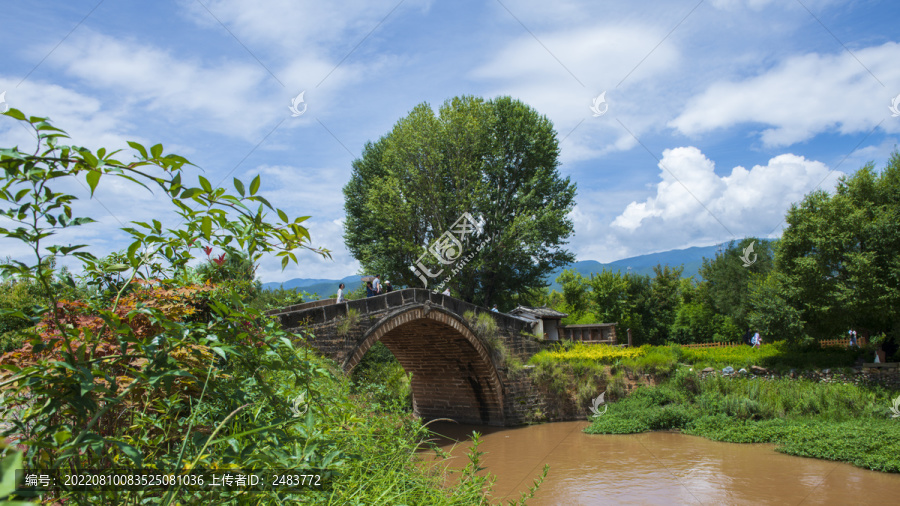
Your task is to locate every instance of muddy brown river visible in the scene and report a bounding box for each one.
[422,421,900,505]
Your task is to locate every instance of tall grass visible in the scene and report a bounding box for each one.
[586,369,900,473]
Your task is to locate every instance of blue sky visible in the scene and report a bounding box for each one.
[2,0,898,283]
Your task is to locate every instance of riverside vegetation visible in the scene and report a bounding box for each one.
[527,342,900,473]
[0,110,544,505]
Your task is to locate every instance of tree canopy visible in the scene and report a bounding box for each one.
[772,153,900,342]
[343,95,576,307]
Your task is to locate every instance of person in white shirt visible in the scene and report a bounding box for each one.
[373,275,382,294]
[442,288,450,296]
[336,283,345,303]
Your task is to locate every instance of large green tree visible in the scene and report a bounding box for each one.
[775,153,900,343]
[343,96,576,307]
[699,237,775,331]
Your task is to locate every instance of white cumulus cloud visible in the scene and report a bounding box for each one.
[611,147,838,249]
[669,42,900,147]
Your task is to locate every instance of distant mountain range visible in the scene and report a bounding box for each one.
[544,244,721,291]
[262,275,363,299]
[262,244,724,297]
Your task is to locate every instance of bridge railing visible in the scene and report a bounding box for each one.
[269,288,536,334]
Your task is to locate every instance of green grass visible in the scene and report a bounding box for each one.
[586,369,900,473]
[530,341,865,376]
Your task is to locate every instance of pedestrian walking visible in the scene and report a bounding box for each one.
[337,283,346,303]
[366,281,374,298]
[752,332,761,348]
[384,280,393,293]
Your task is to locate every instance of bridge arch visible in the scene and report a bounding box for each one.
[344,304,505,425]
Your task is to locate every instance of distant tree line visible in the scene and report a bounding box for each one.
[545,153,900,355]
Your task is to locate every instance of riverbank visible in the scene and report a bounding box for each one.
[521,343,900,473]
[423,420,900,505]
[585,369,900,473]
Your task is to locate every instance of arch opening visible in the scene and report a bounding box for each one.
[346,308,505,425]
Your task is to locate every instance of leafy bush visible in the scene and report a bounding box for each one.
[0,279,43,335]
[462,310,499,342]
[350,341,411,413]
[247,286,316,312]
[336,307,360,337]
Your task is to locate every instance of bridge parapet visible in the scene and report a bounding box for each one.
[269,288,535,335]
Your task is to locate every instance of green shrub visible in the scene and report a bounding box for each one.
[336,307,360,337]
[350,341,412,413]
[0,112,518,505]
[0,279,43,335]
[620,346,679,376]
[0,329,30,353]
[463,310,499,342]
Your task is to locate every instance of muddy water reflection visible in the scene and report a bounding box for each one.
[423,421,900,505]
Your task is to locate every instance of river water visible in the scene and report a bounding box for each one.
[422,421,900,505]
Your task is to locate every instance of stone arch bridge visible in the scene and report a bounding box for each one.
[270,288,577,426]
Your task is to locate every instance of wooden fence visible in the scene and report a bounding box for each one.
[680,342,744,349]
[680,338,858,349]
[818,338,858,348]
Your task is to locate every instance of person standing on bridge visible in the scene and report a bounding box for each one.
[373,274,382,295]
[365,280,374,297]
[384,280,392,293]
[337,283,346,303]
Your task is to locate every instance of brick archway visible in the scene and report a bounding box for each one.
[344,305,505,425]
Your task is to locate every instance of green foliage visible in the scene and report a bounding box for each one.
[776,153,900,344]
[0,110,426,505]
[336,307,360,337]
[555,268,648,341]
[699,237,775,330]
[343,95,576,308]
[586,374,900,472]
[0,280,42,336]
[747,270,808,343]
[350,342,411,413]
[620,345,680,377]
[670,301,740,344]
[645,265,684,344]
[463,310,499,342]
[530,342,862,380]
[246,286,311,312]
